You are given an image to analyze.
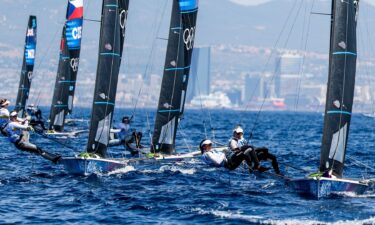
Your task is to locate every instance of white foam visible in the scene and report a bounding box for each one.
[159,165,196,175]
[107,166,136,175]
[191,208,375,225]
[335,191,375,198]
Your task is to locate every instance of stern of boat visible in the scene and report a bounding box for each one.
[287,177,368,199]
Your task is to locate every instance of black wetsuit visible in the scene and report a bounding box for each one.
[254,147,280,174]
[224,148,258,170]
[28,108,47,131]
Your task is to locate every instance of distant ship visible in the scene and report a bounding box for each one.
[189,92,232,108]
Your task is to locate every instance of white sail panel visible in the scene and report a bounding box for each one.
[54,110,65,126]
[158,117,176,145]
[95,112,112,146]
[328,123,347,163]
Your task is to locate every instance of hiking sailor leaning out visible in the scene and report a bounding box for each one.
[5,111,61,163]
[0,99,10,136]
[200,134,262,173]
[229,126,281,174]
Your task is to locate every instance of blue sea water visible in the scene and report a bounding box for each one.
[1,108,375,224]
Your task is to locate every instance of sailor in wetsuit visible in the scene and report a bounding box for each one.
[0,99,10,136]
[26,104,46,131]
[118,116,142,148]
[229,126,281,174]
[200,139,257,172]
[5,111,61,163]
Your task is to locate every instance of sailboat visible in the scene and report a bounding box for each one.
[288,0,371,198]
[15,16,37,117]
[47,0,84,136]
[60,0,130,174]
[60,0,207,175]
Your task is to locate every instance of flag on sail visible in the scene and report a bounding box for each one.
[66,0,83,49]
[67,0,83,20]
[49,0,83,131]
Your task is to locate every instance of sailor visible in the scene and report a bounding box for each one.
[200,139,257,172]
[5,111,61,163]
[26,104,46,130]
[0,99,10,136]
[118,116,142,148]
[229,126,280,174]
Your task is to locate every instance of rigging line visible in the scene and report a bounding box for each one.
[132,0,168,122]
[330,0,354,171]
[347,155,375,172]
[177,122,193,152]
[33,131,79,153]
[285,0,316,146]
[193,48,216,142]
[194,56,209,139]
[239,0,299,124]
[358,21,374,114]
[249,0,305,139]
[361,8,375,113]
[30,25,61,107]
[278,161,311,173]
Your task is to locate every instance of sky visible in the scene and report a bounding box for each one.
[229,0,375,6]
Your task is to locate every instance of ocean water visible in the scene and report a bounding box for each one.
[1,108,375,224]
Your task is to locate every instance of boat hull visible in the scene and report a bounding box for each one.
[59,147,226,175]
[287,177,368,199]
[59,157,128,175]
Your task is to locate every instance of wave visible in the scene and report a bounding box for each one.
[192,208,375,225]
[107,166,136,175]
[159,165,196,175]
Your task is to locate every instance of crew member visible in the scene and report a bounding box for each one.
[26,104,46,131]
[229,126,280,174]
[200,139,261,172]
[5,111,61,163]
[0,99,10,136]
[118,116,142,148]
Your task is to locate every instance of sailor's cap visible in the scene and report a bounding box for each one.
[10,111,18,117]
[200,139,212,147]
[0,99,10,107]
[233,126,244,134]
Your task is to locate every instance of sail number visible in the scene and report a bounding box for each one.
[72,26,82,40]
[27,49,35,59]
[183,27,195,50]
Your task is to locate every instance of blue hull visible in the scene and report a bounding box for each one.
[288,177,368,199]
[59,157,128,175]
[58,150,204,175]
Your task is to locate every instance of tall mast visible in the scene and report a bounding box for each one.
[152,0,199,155]
[86,0,129,157]
[320,0,359,177]
[49,0,83,131]
[15,16,37,117]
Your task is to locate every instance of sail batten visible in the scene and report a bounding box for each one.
[49,0,83,132]
[320,0,359,177]
[15,16,37,116]
[152,0,199,155]
[86,0,129,157]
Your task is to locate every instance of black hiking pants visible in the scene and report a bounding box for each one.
[225,148,257,170]
[14,137,60,163]
[255,147,280,174]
